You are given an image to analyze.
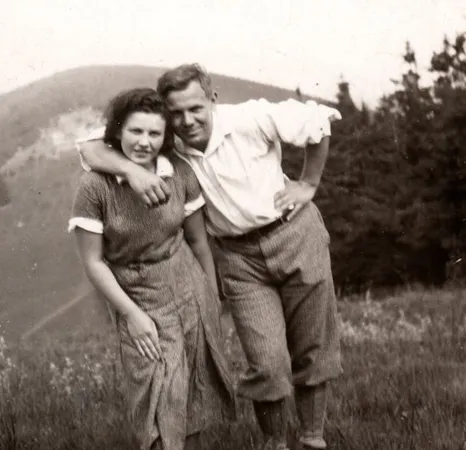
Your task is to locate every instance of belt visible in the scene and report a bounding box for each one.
[220,215,288,242]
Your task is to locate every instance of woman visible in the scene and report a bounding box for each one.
[68,88,236,450]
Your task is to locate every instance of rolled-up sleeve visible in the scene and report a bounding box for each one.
[252,98,342,147]
[75,127,106,172]
[68,172,105,234]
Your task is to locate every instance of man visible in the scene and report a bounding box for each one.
[77,64,342,450]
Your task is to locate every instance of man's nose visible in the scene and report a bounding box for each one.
[182,112,195,127]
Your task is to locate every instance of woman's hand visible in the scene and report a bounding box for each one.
[126,308,162,361]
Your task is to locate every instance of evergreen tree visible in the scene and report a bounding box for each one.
[285,33,465,293]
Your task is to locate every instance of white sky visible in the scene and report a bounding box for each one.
[2,0,465,107]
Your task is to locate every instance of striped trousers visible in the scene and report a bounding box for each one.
[214,201,342,402]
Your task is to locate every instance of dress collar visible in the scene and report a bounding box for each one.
[115,154,174,184]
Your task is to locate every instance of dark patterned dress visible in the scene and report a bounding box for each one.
[69,155,236,450]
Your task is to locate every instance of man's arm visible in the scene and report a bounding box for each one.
[78,139,171,207]
[252,98,341,148]
[79,139,134,175]
[253,98,339,220]
[300,136,330,188]
[274,137,329,220]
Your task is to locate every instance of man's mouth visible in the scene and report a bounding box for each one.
[185,128,200,137]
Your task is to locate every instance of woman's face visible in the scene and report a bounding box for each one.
[118,112,166,169]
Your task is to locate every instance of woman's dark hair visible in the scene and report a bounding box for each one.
[103,87,173,154]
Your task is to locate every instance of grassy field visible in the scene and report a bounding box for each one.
[1,66,465,449]
[1,287,465,450]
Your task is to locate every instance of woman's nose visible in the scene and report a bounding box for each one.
[138,134,149,146]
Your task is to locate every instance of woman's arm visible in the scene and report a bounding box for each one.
[74,228,162,361]
[183,209,219,299]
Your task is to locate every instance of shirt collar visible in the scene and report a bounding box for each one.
[115,155,174,184]
[174,107,234,157]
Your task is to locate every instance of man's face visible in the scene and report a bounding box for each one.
[165,80,215,151]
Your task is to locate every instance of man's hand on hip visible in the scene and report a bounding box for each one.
[274,180,317,221]
[126,165,171,208]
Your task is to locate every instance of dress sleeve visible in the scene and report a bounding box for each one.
[68,172,106,234]
[172,156,205,217]
[184,164,205,217]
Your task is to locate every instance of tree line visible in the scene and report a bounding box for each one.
[282,32,466,294]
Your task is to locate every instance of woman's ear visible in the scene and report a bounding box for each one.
[212,91,218,103]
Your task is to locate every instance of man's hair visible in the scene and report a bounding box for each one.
[157,63,213,100]
[103,87,173,154]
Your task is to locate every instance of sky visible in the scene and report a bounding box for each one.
[2,0,465,107]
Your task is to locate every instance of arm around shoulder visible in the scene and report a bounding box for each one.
[76,131,171,207]
[76,126,145,177]
[78,138,134,178]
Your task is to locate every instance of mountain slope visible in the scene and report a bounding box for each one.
[0,64,328,167]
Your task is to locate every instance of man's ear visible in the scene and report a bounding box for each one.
[212,91,218,103]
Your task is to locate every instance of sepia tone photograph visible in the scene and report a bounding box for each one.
[0,1,465,449]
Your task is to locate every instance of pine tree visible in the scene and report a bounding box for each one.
[284,34,465,292]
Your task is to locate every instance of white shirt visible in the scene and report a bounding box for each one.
[173,98,341,237]
[76,98,341,237]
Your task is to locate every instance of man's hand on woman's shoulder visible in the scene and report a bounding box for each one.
[126,165,171,208]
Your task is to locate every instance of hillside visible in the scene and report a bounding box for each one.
[0,65,329,342]
[0,64,328,168]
